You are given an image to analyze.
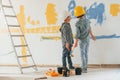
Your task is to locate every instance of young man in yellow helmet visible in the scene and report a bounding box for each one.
[60,11,74,70]
[74,6,96,73]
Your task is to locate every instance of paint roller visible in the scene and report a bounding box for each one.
[70,47,75,57]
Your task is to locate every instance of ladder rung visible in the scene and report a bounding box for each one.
[21,65,35,69]
[14,45,28,47]
[17,55,32,58]
[2,5,13,8]
[8,25,20,27]
[11,35,24,37]
[5,15,16,17]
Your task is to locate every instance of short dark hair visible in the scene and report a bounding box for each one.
[77,14,84,18]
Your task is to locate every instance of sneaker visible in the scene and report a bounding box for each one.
[69,66,75,69]
[82,69,87,73]
[63,67,68,70]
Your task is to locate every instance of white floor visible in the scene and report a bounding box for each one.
[0,67,120,80]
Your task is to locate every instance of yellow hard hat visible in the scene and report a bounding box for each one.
[74,6,86,17]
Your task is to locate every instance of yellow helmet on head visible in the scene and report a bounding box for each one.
[74,6,86,17]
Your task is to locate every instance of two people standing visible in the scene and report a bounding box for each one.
[60,6,96,73]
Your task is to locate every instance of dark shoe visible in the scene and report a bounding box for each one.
[63,67,68,70]
[69,66,75,69]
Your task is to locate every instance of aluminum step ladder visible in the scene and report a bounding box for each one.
[1,0,38,74]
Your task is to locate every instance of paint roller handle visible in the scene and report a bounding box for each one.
[70,47,75,57]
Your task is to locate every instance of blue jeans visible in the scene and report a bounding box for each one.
[79,39,90,70]
[62,44,73,68]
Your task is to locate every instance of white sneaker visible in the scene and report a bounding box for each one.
[82,69,87,73]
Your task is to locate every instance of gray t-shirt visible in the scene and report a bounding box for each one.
[60,22,74,46]
[75,18,91,40]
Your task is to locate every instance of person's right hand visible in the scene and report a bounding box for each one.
[92,35,96,41]
[66,43,70,51]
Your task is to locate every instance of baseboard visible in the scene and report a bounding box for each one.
[0,64,120,68]
[88,64,120,68]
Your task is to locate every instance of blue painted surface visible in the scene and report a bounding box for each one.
[68,1,105,25]
[68,0,76,18]
[93,34,120,40]
[68,0,120,40]
[86,2,105,25]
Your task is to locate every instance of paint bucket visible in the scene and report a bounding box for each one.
[57,67,63,74]
[75,67,82,75]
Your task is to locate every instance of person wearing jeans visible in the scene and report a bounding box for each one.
[60,10,74,69]
[74,6,96,73]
